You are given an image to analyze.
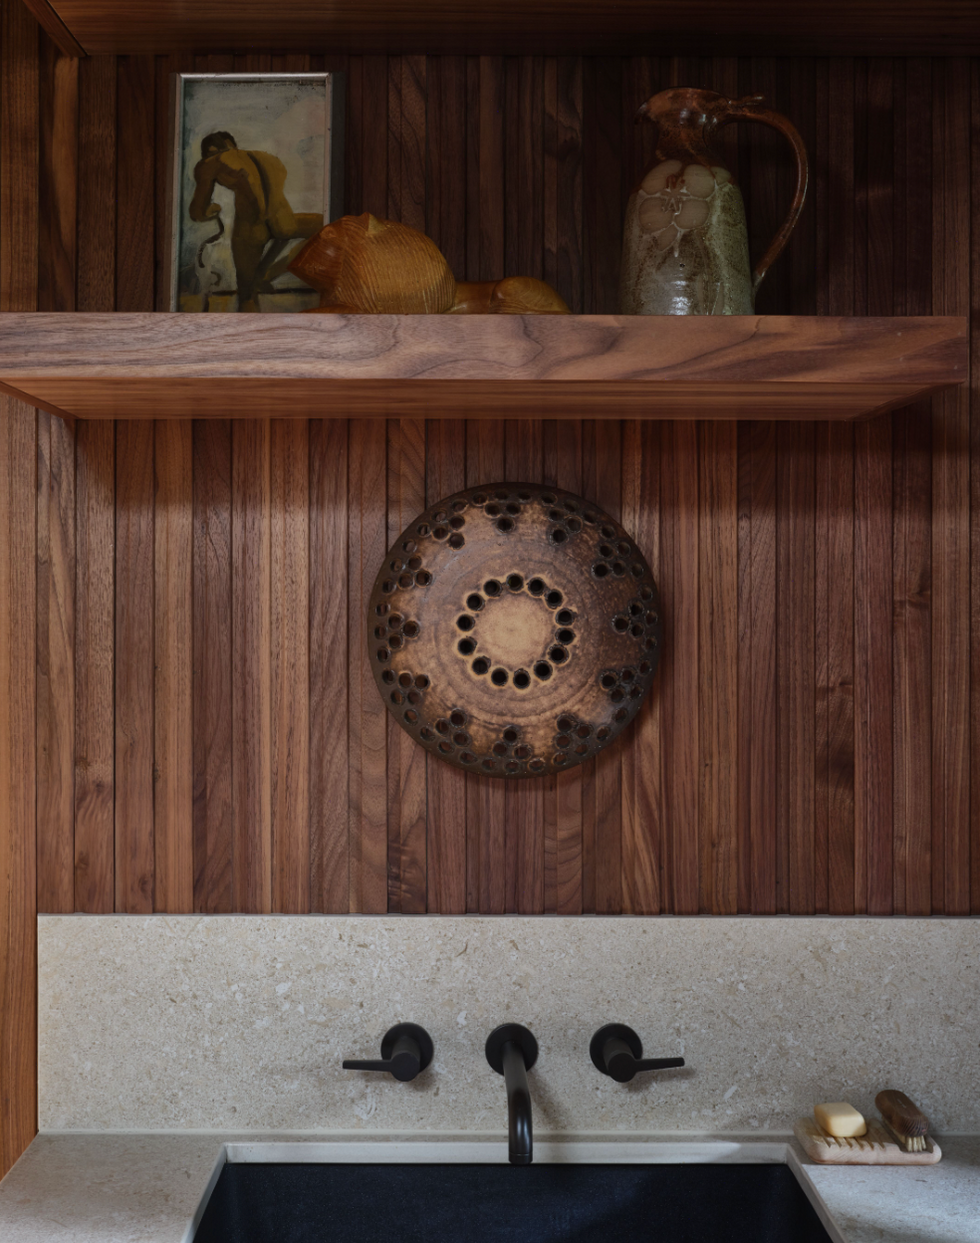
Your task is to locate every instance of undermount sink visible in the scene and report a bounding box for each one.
[189,1142,840,1243]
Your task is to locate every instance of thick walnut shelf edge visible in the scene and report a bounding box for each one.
[0,313,965,423]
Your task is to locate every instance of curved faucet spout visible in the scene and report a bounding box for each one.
[485,1023,539,1167]
[502,1040,532,1165]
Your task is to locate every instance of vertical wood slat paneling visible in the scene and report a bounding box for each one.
[35,29,77,912]
[698,422,738,915]
[621,420,659,915]
[464,421,506,913]
[36,409,75,912]
[114,55,155,313]
[776,423,815,913]
[0,0,40,1181]
[37,34,77,313]
[232,421,272,913]
[972,59,980,916]
[310,419,350,912]
[931,58,972,916]
[739,421,777,913]
[114,421,154,913]
[73,28,114,890]
[659,422,699,914]
[551,420,585,915]
[504,421,544,914]
[73,420,115,912]
[853,60,895,915]
[893,58,933,916]
[153,420,193,912]
[271,420,310,913]
[349,419,388,913]
[424,419,467,913]
[192,420,233,912]
[386,419,427,913]
[0,401,37,1180]
[12,50,980,930]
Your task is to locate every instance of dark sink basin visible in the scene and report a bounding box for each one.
[193,1162,835,1243]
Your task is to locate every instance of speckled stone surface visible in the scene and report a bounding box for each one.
[806,1136,980,1243]
[38,916,980,1133]
[1,1133,979,1243]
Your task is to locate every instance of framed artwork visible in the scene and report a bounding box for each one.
[165,73,344,312]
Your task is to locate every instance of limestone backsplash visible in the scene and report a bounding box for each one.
[38,915,980,1134]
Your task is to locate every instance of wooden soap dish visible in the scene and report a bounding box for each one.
[793,1117,942,1165]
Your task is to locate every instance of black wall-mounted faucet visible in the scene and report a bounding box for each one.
[343,1023,434,1082]
[590,1023,684,1083]
[485,1023,538,1166]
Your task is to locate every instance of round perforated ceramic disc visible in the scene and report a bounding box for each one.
[367,482,663,779]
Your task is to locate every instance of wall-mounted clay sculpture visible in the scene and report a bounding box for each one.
[289,212,570,314]
[620,88,808,315]
[368,483,663,779]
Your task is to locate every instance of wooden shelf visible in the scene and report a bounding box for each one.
[0,313,965,424]
[26,0,980,58]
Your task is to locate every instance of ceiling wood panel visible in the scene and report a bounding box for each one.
[26,0,980,57]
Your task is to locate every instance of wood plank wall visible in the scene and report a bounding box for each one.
[20,41,980,924]
[1,0,978,1180]
[0,0,39,1184]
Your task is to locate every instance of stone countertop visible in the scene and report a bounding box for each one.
[0,1132,978,1243]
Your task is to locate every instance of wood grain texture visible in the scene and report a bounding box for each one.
[587,418,624,912]
[505,419,545,914]
[271,419,310,913]
[192,419,233,913]
[659,421,698,914]
[0,313,965,423]
[38,1,980,57]
[424,418,467,912]
[6,49,980,938]
[386,418,426,913]
[348,418,388,913]
[154,419,193,912]
[76,54,115,312]
[739,421,777,913]
[1,0,38,314]
[114,420,155,912]
[698,421,737,914]
[115,56,155,313]
[309,418,350,912]
[38,36,77,313]
[621,419,660,914]
[776,422,815,912]
[465,419,506,913]
[73,419,114,911]
[35,408,75,912]
[0,398,38,1180]
[931,59,972,916]
[232,420,272,913]
[972,58,980,917]
[19,0,84,56]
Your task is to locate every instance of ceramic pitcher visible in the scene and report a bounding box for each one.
[619,88,808,316]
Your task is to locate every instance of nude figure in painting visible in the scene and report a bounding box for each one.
[189,131,323,311]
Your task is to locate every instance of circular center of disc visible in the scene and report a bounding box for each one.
[477,592,555,669]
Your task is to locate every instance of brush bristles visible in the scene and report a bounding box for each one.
[903,1135,927,1152]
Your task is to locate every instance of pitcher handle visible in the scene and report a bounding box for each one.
[718,96,809,293]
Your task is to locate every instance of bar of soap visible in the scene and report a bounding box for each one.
[814,1102,867,1138]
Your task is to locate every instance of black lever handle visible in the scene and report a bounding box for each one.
[343,1022,434,1082]
[590,1023,684,1084]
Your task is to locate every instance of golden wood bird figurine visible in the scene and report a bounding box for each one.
[289,213,570,315]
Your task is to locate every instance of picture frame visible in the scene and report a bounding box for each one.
[164,72,344,313]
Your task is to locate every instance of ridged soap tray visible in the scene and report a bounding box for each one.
[794,1118,942,1165]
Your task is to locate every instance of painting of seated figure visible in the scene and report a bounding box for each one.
[166,73,344,313]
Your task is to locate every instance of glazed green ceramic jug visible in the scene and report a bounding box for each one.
[620,88,808,315]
